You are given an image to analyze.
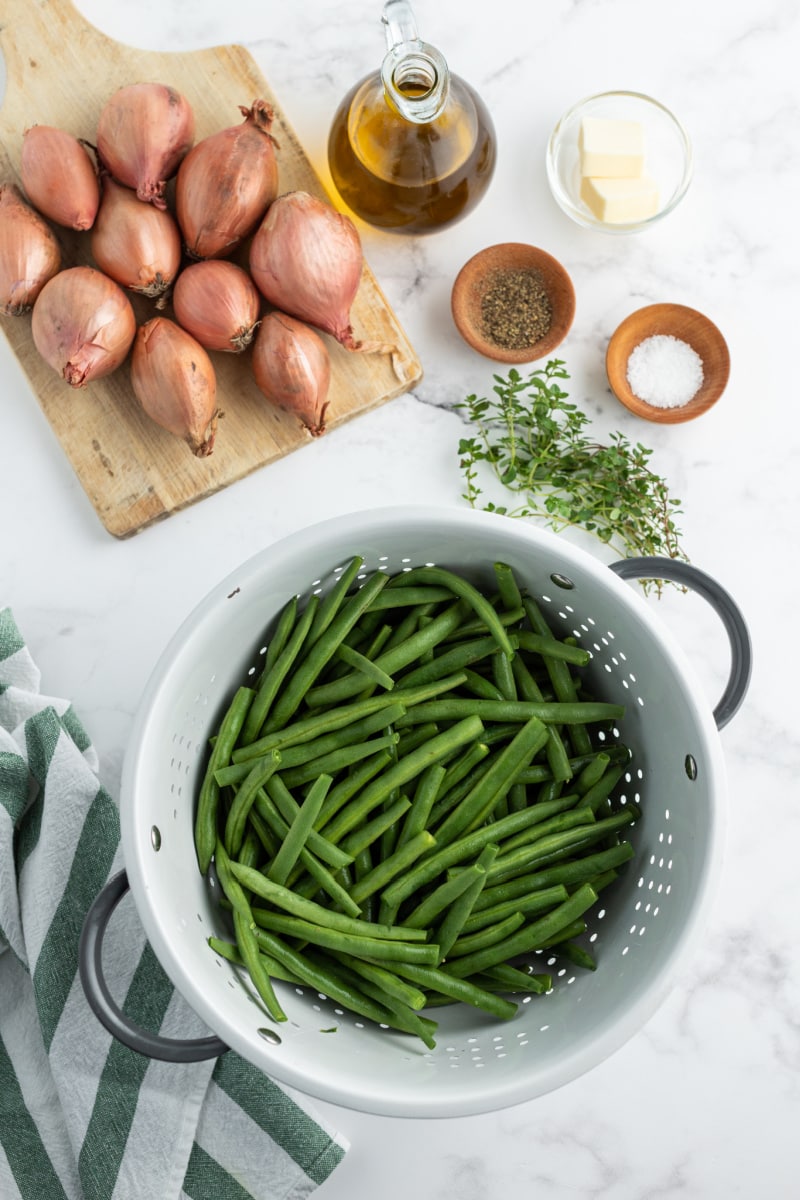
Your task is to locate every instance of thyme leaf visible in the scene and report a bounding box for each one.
[455,360,688,597]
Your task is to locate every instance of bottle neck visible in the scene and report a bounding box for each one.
[381,0,450,124]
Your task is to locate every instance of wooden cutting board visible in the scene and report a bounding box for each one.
[0,0,423,537]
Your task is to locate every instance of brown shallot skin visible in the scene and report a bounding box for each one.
[131,317,220,457]
[172,260,261,352]
[0,183,62,316]
[20,125,100,231]
[249,191,371,352]
[31,266,136,386]
[97,83,195,210]
[90,174,182,299]
[175,100,279,260]
[252,311,331,437]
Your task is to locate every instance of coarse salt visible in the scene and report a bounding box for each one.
[626,334,704,409]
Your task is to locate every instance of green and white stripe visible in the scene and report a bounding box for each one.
[0,608,347,1200]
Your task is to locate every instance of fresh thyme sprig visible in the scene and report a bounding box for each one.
[456,360,687,595]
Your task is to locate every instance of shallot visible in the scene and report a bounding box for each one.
[96,83,195,210]
[20,125,100,231]
[0,183,62,315]
[31,266,136,386]
[90,174,182,299]
[252,311,330,437]
[131,317,220,456]
[175,100,279,259]
[249,191,371,351]
[173,260,261,352]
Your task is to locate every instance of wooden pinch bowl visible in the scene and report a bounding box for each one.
[606,303,730,424]
[451,243,576,364]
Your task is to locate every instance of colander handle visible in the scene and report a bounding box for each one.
[79,869,229,1062]
[608,557,752,730]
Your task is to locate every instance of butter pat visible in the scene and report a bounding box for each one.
[579,117,645,178]
[580,174,660,224]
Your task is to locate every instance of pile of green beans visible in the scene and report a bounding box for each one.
[195,557,640,1048]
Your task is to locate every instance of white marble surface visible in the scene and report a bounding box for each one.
[3,0,799,1195]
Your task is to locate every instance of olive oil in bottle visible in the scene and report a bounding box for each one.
[327,1,496,234]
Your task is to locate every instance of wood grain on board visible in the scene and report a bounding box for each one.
[0,0,423,536]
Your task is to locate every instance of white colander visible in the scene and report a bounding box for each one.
[81,506,751,1117]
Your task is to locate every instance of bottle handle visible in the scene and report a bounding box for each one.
[382,0,420,48]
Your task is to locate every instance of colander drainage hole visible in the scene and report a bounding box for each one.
[257,1028,282,1046]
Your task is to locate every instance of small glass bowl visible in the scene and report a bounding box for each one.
[546,90,693,234]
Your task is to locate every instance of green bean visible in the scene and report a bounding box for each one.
[213,839,286,1019]
[493,561,523,611]
[537,918,588,949]
[336,954,427,1011]
[386,960,517,1021]
[279,732,400,790]
[395,698,626,726]
[426,751,498,827]
[251,910,440,964]
[522,596,593,755]
[195,686,254,874]
[395,721,440,757]
[556,941,597,971]
[399,634,516,691]
[364,622,394,662]
[366,586,454,609]
[516,630,591,667]
[461,669,505,702]
[233,908,287,1022]
[335,642,395,690]
[233,679,456,764]
[209,935,305,987]
[251,928,437,1044]
[309,951,438,1047]
[402,862,483,930]
[448,910,526,958]
[387,567,517,660]
[259,780,352,870]
[436,844,498,961]
[240,597,320,745]
[228,860,428,940]
[444,883,599,979]
[444,607,525,642]
[337,796,412,860]
[305,554,364,647]
[381,793,584,911]
[223,749,282,859]
[460,883,569,934]
[485,806,641,886]
[277,702,406,770]
[261,594,298,676]
[471,841,635,912]
[266,773,332,886]
[286,844,362,918]
[481,963,552,994]
[348,830,436,906]
[394,763,446,851]
[314,749,394,831]
[432,716,549,846]
[266,570,390,730]
[574,751,611,794]
[575,762,627,813]
[320,715,485,846]
[493,806,589,857]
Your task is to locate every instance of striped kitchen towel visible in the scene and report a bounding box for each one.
[0,608,347,1200]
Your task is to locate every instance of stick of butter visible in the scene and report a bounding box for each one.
[580,175,660,224]
[579,117,645,178]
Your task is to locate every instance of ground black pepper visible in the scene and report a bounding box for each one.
[479,267,553,349]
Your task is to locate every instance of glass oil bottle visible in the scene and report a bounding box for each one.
[327,0,497,234]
